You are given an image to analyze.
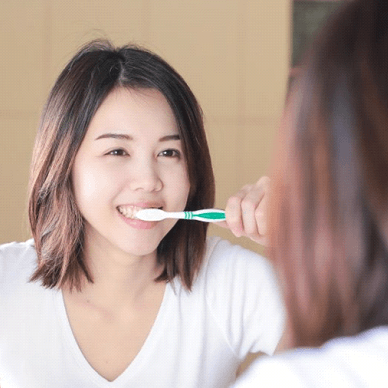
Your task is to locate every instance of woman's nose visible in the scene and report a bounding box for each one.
[128,161,163,192]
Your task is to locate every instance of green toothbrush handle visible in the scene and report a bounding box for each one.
[185,209,226,222]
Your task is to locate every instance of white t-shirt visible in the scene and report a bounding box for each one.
[232,326,388,387]
[0,237,284,388]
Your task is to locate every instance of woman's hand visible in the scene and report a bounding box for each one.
[217,176,270,246]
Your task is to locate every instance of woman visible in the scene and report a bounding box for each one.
[0,40,284,387]
[233,0,388,386]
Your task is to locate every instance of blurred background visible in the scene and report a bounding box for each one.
[0,0,291,253]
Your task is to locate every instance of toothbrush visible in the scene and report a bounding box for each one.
[136,208,226,223]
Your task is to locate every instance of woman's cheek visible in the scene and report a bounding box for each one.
[72,163,114,206]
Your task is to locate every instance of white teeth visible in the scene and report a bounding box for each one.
[117,206,142,219]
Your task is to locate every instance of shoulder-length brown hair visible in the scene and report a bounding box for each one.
[29,40,215,291]
[269,0,388,348]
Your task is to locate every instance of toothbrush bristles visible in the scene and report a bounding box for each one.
[136,208,165,221]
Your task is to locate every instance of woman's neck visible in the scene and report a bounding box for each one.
[72,238,164,311]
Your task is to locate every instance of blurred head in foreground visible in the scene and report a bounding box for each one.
[269,0,388,348]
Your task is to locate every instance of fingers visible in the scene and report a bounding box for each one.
[224,185,249,237]
[241,184,265,238]
[254,185,268,237]
[223,176,270,245]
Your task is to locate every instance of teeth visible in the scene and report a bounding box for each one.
[117,206,142,219]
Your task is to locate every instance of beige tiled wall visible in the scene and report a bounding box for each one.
[0,0,291,255]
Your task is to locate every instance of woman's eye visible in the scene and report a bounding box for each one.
[107,149,128,156]
[159,149,181,158]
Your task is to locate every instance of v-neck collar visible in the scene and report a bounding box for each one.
[53,282,171,386]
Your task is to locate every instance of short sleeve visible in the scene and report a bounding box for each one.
[0,239,36,290]
[203,238,285,360]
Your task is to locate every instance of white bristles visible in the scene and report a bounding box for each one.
[136,208,166,221]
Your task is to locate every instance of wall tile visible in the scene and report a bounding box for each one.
[0,117,37,243]
[206,119,240,208]
[238,119,281,185]
[49,0,145,90]
[0,1,46,113]
[149,0,240,120]
[244,0,290,117]
[206,117,280,192]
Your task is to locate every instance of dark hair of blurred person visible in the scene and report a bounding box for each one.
[233,0,388,386]
[270,0,388,348]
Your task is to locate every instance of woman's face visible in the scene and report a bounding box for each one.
[71,87,190,260]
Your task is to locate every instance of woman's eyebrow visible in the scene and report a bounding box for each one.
[159,134,181,142]
[94,133,180,141]
[95,133,133,141]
